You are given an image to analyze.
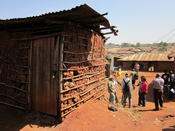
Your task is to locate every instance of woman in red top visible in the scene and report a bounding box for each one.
[138,76,148,107]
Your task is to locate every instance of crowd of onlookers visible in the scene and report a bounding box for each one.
[108,69,175,111]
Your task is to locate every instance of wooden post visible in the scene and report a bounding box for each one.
[58,33,64,122]
[27,41,32,110]
[174,57,175,73]
[53,35,60,115]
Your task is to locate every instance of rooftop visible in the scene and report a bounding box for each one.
[168,52,175,59]
[118,52,174,61]
[0,4,117,36]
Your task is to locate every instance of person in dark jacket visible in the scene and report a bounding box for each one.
[161,71,170,85]
[131,69,138,89]
[169,71,175,99]
[121,73,132,108]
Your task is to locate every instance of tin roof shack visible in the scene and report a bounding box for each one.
[168,52,175,60]
[168,52,175,72]
[0,4,117,120]
[116,53,174,72]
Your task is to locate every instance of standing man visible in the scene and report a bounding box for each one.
[108,77,118,105]
[161,71,170,85]
[150,74,164,111]
[134,63,140,72]
[121,73,132,108]
[169,71,175,99]
[131,69,138,89]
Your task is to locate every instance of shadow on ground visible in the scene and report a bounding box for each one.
[136,109,154,112]
[162,125,175,131]
[0,105,59,131]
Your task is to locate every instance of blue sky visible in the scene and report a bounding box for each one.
[1,0,175,44]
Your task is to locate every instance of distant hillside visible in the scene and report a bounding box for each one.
[105,43,175,58]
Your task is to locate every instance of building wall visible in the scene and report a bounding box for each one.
[120,61,135,70]
[0,24,107,119]
[60,26,106,118]
[0,32,30,110]
[115,60,174,72]
[0,32,9,82]
[155,61,174,72]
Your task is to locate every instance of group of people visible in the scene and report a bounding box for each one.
[107,70,171,111]
[161,71,175,99]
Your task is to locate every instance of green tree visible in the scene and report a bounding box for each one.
[136,42,141,47]
[121,43,130,47]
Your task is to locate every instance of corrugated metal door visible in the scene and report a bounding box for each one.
[31,37,58,115]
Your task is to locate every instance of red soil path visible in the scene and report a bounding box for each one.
[1,72,175,131]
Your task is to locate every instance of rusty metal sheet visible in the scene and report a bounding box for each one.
[31,37,57,115]
[168,52,175,59]
[0,4,115,34]
[0,5,118,36]
[119,53,174,61]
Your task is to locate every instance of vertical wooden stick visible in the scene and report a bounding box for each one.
[58,33,64,121]
[27,40,32,110]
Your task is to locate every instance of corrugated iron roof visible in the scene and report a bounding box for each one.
[118,53,174,61]
[168,52,175,59]
[0,4,117,35]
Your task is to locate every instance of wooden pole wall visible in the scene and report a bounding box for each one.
[58,34,64,121]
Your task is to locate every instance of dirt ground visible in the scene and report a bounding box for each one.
[0,72,175,131]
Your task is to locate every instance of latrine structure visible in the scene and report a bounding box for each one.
[0,4,117,120]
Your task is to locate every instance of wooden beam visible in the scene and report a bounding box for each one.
[61,77,106,94]
[104,37,110,41]
[61,63,106,71]
[72,71,105,81]
[61,87,105,111]
[61,82,105,102]
[61,88,105,118]
[0,82,26,93]
[7,24,63,33]
[80,83,105,97]
[100,26,116,30]
[102,32,114,35]
[0,94,26,105]
[73,13,108,21]
[100,27,110,30]
[0,101,25,110]
[8,79,30,84]
[83,20,107,25]
[27,41,32,110]
[63,58,105,64]
[64,51,93,55]
[11,32,63,41]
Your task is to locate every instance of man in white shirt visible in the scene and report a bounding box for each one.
[150,74,164,111]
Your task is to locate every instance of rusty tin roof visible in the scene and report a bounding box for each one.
[0,4,117,36]
[168,52,175,59]
[118,53,174,61]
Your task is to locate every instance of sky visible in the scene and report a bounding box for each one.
[1,0,175,44]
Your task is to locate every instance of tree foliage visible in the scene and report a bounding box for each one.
[105,42,175,51]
